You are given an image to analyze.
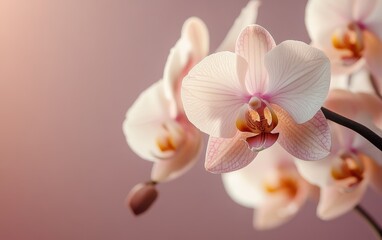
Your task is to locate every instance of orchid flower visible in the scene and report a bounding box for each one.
[222,143,312,230]
[181,24,332,173]
[295,89,382,220]
[123,1,260,214]
[123,18,208,184]
[306,0,382,93]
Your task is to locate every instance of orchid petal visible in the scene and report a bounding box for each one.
[353,0,377,22]
[363,155,382,193]
[325,89,358,115]
[317,178,368,220]
[123,81,173,162]
[363,30,382,91]
[182,52,249,137]
[254,180,309,231]
[235,25,276,94]
[222,143,296,208]
[353,120,382,166]
[275,107,331,160]
[163,17,209,117]
[254,193,294,230]
[330,53,366,76]
[181,17,210,60]
[151,126,202,182]
[205,131,257,173]
[363,0,382,38]
[265,41,330,123]
[326,89,382,130]
[295,157,334,187]
[305,0,352,48]
[216,0,260,52]
[221,160,265,209]
[356,93,382,128]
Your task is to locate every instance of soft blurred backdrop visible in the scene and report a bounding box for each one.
[0,0,380,239]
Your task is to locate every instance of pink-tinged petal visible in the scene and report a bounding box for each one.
[363,0,382,38]
[123,81,173,162]
[352,120,382,166]
[353,0,377,22]
[358,93,382,129]
[254,179,310,230]
[357,93,382,128]
[305,0,353,48]
[181,52,249,138]
[295,157,334,187]
[181,17,210,60]
[254,193,294,230]
[222,160,266,208]
[125,182,158,216]
[363,155,382,193]
[363,30,382,91]
[275,107,331,160]
[206,131,257,173]
[330,53,366,76]
[222,143,297,208]
[150,126,203,182]
[216,0,260,52]
[325,89,358,116]
[265,41,331,123]
[163,17,209,117]
[317,177,368,220]
[235,25,276,94]
[326,89,382,128]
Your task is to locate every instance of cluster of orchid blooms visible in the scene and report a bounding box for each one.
[123,0,382,232]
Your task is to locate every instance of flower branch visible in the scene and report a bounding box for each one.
[321,107,382,152]
[355,205,382,240]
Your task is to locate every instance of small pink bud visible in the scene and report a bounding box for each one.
[125,182,158,216]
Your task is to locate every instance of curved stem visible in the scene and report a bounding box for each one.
[321,107,382,152]
[355,205,382,240]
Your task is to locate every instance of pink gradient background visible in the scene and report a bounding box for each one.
[0,0,380,239]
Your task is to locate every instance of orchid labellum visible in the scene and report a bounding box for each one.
[123,1,260,215]
[222,143,312,230]
[306,0,382,92]
[181,24,332,173]
[295,90,382,220]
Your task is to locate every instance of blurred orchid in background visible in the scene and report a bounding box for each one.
[222,143,313,230]
[295,90,382,220]
[123,0,260,215]
[181,24,331,173]
[306,0,382,94]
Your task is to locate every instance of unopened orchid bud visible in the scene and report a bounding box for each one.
[126,182,158,216]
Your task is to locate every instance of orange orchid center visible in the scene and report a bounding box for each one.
[331,152,364,189]
[331,23,364,62]
[236,97,279,151]
[263,167,299,198]
[155,121,185,158]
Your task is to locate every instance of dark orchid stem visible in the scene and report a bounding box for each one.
[369,73,382,100]
[355,205,382,240]
[321,107,382,152]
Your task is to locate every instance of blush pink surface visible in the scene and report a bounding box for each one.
[0,0,380,239]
